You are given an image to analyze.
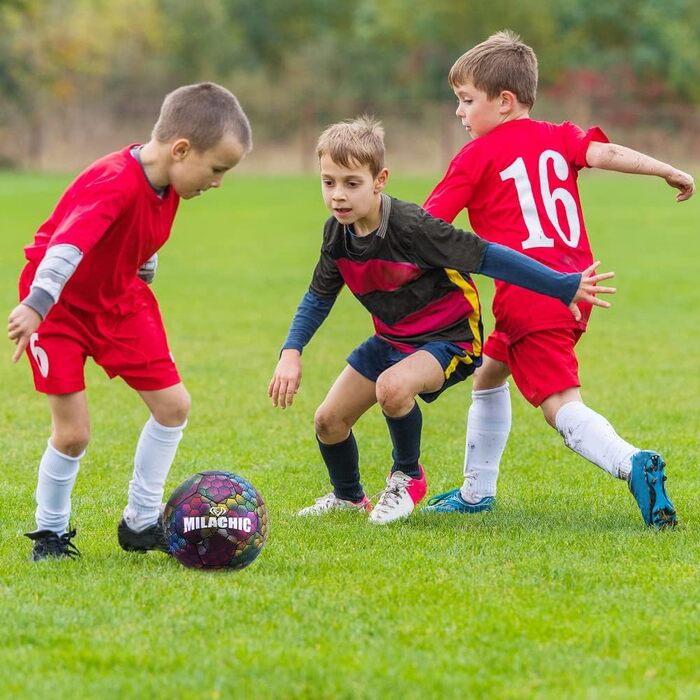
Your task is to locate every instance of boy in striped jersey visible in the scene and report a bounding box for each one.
[268,116,614,524]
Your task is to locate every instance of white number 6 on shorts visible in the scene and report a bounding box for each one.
[29,333,49,378]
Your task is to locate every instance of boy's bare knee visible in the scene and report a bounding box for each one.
[375,373,408,415]
[541,404,558,428]
[154,387,191,426]
[314,405,347,442]
[51,427,90,457]
[472,363,509,391]
[313,406,334,439]
[172,388,191,424]
[541,389,581,429]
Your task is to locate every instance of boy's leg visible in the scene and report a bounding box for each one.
[463,354,512,502]
[502,329,639,479]
[542,388,637,478]
[546,390,676,527]
[86,292,188,546]
[369,350,443,523]
[375,349,446,477]
[26,391,89,560]
[514,328,639,480]
[119,383,190,547]
[17,299,91,556]
[38,392,90,531]
[424,333,512,513]
[309,365,377,508]
[519,327,677,528]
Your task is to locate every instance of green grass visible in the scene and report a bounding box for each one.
[0,170,698,699]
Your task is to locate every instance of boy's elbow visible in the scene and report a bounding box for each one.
[585,141,608,169]
[586,142,622,169]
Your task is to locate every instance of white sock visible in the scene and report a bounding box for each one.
[555,401,637,480]
[461,383,511,502]
[35,440,83,535]
[123,416,186,532]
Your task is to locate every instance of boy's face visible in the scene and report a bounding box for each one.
[453,81,506,139]
[168,134,245,199]
[319,155,388,231]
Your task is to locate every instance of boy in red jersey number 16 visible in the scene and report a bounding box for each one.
[7,83,252,560]
[422,31,694,527]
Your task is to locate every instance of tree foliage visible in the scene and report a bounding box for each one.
[0,0,698,162]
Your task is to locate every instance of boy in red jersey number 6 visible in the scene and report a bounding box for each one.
[422,31,694,527]
[269,116,614,525]
[7,83,252,560]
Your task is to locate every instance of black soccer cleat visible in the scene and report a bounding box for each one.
[117,514,169,553]
[25,528,81,561]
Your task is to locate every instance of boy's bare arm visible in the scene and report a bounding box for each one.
[586,141,695,202]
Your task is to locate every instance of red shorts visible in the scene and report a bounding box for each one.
[483,328,582,407]
[20,268,180,395]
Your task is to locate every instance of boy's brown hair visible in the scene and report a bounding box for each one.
[153,82,253,153]
[316,115,385,178]
[448,30,538,108]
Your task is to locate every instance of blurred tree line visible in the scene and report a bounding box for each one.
[1,0,699,168]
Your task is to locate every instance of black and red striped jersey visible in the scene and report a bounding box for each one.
[309,194,487,356]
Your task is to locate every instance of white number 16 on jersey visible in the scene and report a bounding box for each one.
[500,150,581,250]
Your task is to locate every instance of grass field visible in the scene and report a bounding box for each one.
[0,170,698,699]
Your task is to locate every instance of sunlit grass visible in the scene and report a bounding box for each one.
[0,171,698,699]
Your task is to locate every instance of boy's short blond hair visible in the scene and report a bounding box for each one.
[316,116,385,178]
[448,30,538,108]
[153,82,252,153]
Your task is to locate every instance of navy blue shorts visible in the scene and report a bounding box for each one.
[346,335,480,403]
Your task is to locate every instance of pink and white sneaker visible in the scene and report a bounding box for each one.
[369,466,427,524]
[298,492,372,516]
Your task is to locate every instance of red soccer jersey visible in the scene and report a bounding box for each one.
[23,145,180,314]
[424,119,608,343]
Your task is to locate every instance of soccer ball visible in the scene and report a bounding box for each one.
[164,470,268,570]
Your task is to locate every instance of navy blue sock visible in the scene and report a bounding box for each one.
[316,431,364,501]
[384,402,422,479]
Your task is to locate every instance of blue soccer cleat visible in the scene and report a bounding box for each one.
[422,487,495,513]
[628,451,677,528]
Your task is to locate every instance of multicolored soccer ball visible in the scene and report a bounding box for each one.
[164,470,268,570]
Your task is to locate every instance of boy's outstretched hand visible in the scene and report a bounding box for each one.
[665,169,695,202]
[7,303,42,363]
[268,349,302,409]
[569,261,615,321]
